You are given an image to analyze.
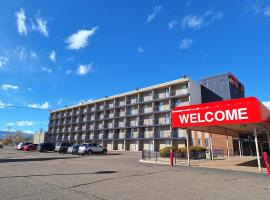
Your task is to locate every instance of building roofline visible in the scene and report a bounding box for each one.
[50,77,191,113]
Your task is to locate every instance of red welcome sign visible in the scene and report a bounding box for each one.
[172,97,262,128]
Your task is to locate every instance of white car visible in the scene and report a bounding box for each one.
[78,143,107,155]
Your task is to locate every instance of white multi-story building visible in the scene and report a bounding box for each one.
[47,76,202,151]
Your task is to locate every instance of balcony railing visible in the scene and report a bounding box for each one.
[144,131,154,138]
[156,131,171,138]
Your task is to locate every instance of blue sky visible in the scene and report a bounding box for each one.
[0,0,270,133]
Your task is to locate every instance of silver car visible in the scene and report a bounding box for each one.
[78,143,107,155]
[67,144,80,154]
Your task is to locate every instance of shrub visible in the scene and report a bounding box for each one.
[189,146,207,153]
[159,146,207,158]
[160,147,177,157]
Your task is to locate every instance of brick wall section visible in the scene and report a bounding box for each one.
[191,131,238,156]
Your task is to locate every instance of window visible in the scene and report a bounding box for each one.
[191,138,195,146]
[198,138,202,146]
[205,138,209,147]
[165,114,170,123]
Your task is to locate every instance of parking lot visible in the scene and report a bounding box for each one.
[0,146,270,200]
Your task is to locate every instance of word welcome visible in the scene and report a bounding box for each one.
[178,108,248,124]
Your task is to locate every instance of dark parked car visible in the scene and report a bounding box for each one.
[55,142,72,153]
[37,143,55,152]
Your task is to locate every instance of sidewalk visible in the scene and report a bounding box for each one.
[140,156,267,174]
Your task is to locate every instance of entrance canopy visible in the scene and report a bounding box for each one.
[172,97,270,134]
[171,97,270,172]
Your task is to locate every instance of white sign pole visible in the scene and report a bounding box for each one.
[254,127,262,172]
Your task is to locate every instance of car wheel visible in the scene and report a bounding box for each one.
[88,150,92,155]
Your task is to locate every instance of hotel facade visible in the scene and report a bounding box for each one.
[47,74,239,153]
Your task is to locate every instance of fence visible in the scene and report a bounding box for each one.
[141,150,207,164]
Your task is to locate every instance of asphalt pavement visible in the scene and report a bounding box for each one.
[0,146,269,200]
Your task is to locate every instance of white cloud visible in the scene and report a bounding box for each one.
[76,64,93,76]
[32,18,49,37]
[16,121,35,127]
[5,122,15,126]
[16,47,27,60]
[28,101,50,110]
[168,20,177,29]
[23,130,35,134]
[182,11,223,30]
[1,84,19,91]
[66,27,98,50]
[146,5,162,24]
[264,7,270,16]
[30,51,37,58]
[244,1,270,17]
[137,47,145,53]
[15,9,27,36]
[263,101,270,109]
[49,50,56,62]
[0,100,5,108]
[0,100,13,109]
[180,38,193,50]
[137,46,149,53]
[65,69,73,75]
[41,67,52,73]
[57,98,63,105]
[0,56,9,68]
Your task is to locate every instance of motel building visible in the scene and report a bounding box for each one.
[46,73,270,160]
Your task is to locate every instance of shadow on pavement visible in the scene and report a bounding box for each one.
[237,158,266,168]
[0,171,117,179]
[0,156,77,163]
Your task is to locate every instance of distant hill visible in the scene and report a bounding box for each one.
[0,131,33,139]
[0,131,15,139]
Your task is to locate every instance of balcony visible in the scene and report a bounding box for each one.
[98,125,103,129]
[156,131,171,138]
[127,122,138,127]
[173,129,186,138]
[118,122,126,128]
[141,108,153,114]
[130,132,139,139]
[141,96,153,102]
[108,103,114,108]
[155,105,170,112]
[154,92,170,100]
[74,134,82,141]
[144,131,154,138]
[90,134,95,140]
[98,134,104,139]
[127,110,138,116]
[108,133,114,139]
[171,88,189,96]
[119,133,126,139]
[140,120,153,126]
[68,134,75,141]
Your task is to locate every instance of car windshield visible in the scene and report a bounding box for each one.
[80,144,88,147]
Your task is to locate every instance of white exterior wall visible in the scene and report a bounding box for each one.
[143,140,154,151]
[129,140,139,151]
[34,133,45,144]
[107,141,114,150]
[117,141,125,150]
